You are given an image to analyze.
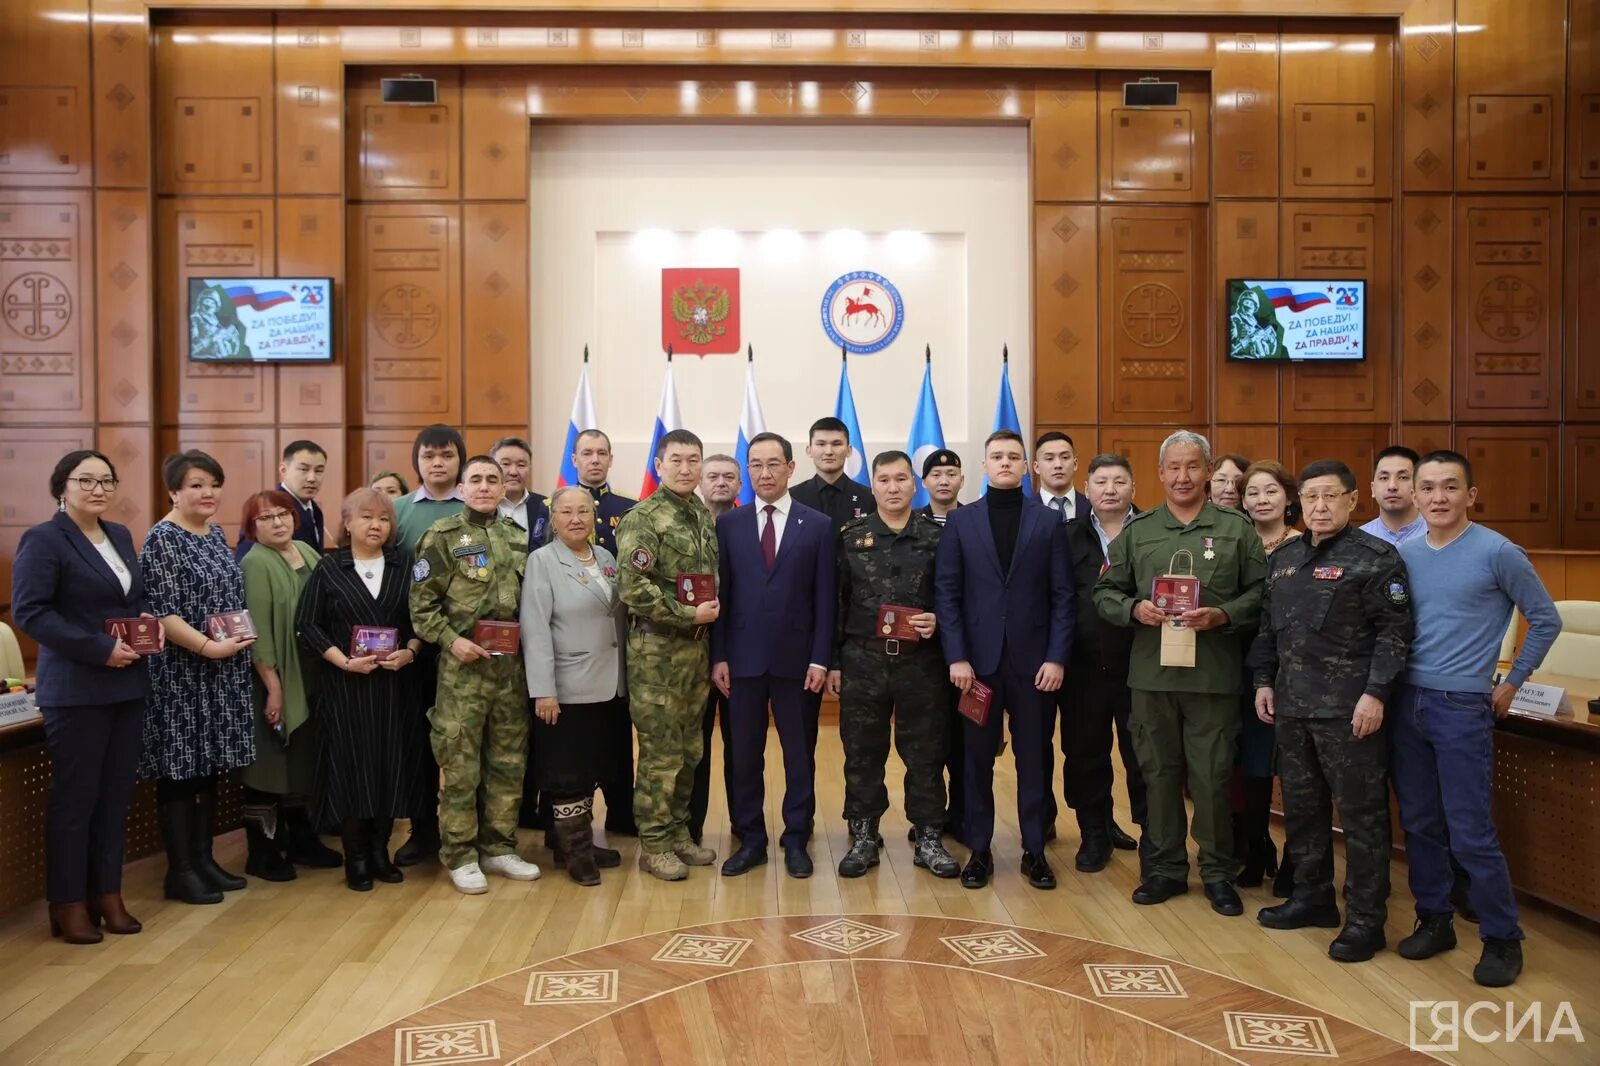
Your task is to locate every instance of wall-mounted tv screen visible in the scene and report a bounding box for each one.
[1225,279,1366,363]
[186,278,334,362]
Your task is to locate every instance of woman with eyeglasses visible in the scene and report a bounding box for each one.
[140,450,257,905]
[10,451,160,943]
[1235,460,1303,896]
[237,489,340,882]
[1208,454,1250,511]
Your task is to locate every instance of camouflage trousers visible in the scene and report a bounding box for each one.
[1277,715,1392,927]
[837,641,949,827]
[627,629,710,853]
[428,653,528,870]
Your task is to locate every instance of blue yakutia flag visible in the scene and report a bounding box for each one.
[835,349,866,483]
[734,348,767,506]
[989,352,1030,495]
[905,351,945,508]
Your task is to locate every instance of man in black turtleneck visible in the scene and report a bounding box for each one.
[934,430,1075,891]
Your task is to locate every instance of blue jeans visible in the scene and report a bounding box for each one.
[1390,684,1522,942]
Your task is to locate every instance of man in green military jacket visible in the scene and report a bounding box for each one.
[617,429,722,882]
[410,455,540,895]
[1094,430,1267,918]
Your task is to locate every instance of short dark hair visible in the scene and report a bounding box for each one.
[656,428,703,462]
[162,449,225,493]
[1418,448,1475,488]
[1298,459,1357,493]
[1211,453,1251,476]
[747,431,793,462]
[411,424,466,478]
[984,429,1026,453]
[1034,431,1075,453]
[574,428,612,452]
[50,449,117,500]
[460,455,502,481]
[1241,460,1300,526]
[282,439,326,463]
[871,449,914,475]
[489,436,532,457]
[808,417,850,444]
[1086,453,1133,479]
[1374,445,1420,474]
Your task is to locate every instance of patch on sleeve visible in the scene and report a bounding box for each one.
[412,557,431,582]
[629,545,654,572]
[1387,579,1408,605]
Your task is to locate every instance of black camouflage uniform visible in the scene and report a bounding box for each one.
[1248,524,1412,930]
[833,510,959,877]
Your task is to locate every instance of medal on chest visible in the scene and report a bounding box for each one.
[1312,566,1344,581]
[1202,536,1215,561]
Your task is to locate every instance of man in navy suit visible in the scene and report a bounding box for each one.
[935,429,1075,890]
[279,440,328,552]
[712,432,837,878]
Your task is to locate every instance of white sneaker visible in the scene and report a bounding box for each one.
[481,853,542,881]
[448,861,489,895]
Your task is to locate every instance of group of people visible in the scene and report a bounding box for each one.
[10,417,1557,991]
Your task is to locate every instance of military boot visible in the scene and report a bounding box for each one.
[639,849,688,881]
[912,825,960,878]
[838,818,881,878]
[672,839,717,866]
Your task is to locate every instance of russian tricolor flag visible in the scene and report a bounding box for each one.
[1261,286,1331,313]
[734,345,766,507]
[556,349,597,488]
[639,355,682,500]
[224,284,296,312]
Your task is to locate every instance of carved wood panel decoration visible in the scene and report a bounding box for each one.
[156,198,274,421]
[350,429,422,488]
[276,198,344,426]
[1032,204,1097,426]
[0,0,92,188]
[1213,424,1281,468]
[348,204,461,427]
[154,16,275,196]
[1097,71,1209,203]
[1098,206,1207,425]
[464,69,530,202]
[1211,30,1278,199]
[1400,195,1452,423]
[0,429,93,530]
[0,191,94,424]
[1399,423,1452,462]
[463,204,528,426]
[1564,428,1600,550]
[348,69,462,202]
[94,189,151,425]
[1568,202,1600,422]
[275,21,344,197]
[1455,424,1561,549]
[97,425,153,541]
[1400,0,1453,192]
[1280,202,1392,423]
[1030,79,1097,203]
[1573,0,1600,189]
[1455,0,1565,192]
[1454,198,1561,420]
[1282,424,1386,525]
[92,6,150,189]
[1213,200,1279,424]
[1279,28,1392,200]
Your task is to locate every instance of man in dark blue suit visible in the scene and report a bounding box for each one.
[278,440,328,552]
[712,432,837,878]
[935,429,1075,890]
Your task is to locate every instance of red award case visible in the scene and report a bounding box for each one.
[205,610,257,642]
[957,680,993,727]
[676,572,716,605]
[1150,576,1201,616]
[473,620,521,656]
[875,604,922,642]
[350,626,400,661]
[105,617,162,655]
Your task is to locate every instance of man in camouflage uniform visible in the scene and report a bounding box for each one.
[1249,459,1412,962]
[829,451,960,879]
[616,429,721,881]
[409,455,539,894]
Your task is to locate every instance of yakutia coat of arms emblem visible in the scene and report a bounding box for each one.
[660,267,740,354]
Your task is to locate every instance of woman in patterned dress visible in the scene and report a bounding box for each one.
[140,450,257,905]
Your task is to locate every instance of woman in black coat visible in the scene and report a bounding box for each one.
[10,450,161,944]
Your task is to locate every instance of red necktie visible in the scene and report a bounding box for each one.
[761,504,777,570]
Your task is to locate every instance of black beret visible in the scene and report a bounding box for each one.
[922,450,962,479]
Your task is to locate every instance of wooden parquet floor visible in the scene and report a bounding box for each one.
[0,726,1593,1065]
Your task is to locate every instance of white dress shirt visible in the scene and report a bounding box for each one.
[1040,486,1078,517]
[498,492,529,531]
[755,492,794,552]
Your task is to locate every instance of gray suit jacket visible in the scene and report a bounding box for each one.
[521,538,627,704]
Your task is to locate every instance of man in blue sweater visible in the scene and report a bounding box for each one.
[1394,450,1561,988]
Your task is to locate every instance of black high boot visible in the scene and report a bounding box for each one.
[1236,778,1279,888]
[245,821,296,882]
[159,797,223,905]
[341,818,374,891]
[368,819,403,884]
[192,786,246,892]
[394,813,440,867]
[284,805,343,868]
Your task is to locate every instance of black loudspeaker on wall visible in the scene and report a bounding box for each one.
[1122,80,1180,108]
[381,76,439,105]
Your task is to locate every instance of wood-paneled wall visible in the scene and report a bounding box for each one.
[1,3,1597,656]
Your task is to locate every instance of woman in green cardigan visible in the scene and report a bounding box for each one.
[239,489,340,880]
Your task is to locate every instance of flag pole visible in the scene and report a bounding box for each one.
[840,342,847,364]
[583,343,589,364]
[747,342,753,363]
[925,343,931,365]
[666,343,673,364]
[1002,343,1009,364]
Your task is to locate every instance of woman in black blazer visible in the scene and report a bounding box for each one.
[10,450,161,944]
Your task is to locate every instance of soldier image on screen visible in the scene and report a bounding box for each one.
[1228,286,1284,361]
[189,284,250,360]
